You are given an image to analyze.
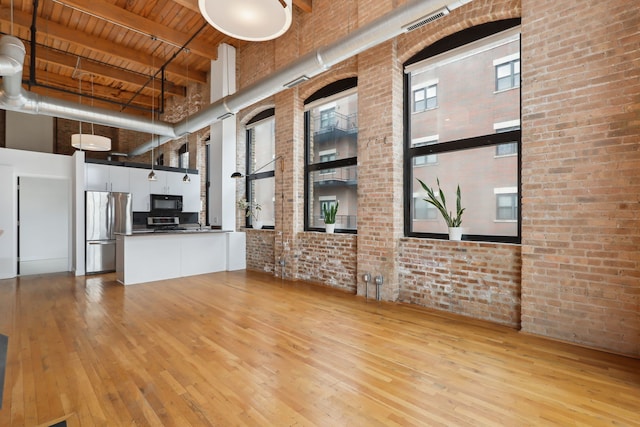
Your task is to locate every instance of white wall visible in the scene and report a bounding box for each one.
[0,147,79,279]
[6,111,55,153]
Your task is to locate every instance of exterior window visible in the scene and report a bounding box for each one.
[413,84,437,112]
[413,197,437,220]
[496,193,518,221]
[495,56,520,91]
[245,109,276,228]
[495,122,520,156]
[405,21,521,243]
[305,79,358,232]
[496,143,517,156]
[178,143,189,169]
[155,152,164,166]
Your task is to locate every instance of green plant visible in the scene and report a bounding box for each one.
[237,198,262,221]
[322,201,339,225]
[417,177,464,227]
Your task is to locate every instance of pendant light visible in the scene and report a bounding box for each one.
[199,0,292,42]
[183,52,191,183]
[148,59,157,181]
[71,68,111,151]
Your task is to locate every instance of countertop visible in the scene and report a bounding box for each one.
[123,228,232,236]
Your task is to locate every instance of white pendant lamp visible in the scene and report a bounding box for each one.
[198,0,292,42]
[71,133,111,151]
[71,70,111,151]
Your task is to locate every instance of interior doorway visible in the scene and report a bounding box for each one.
[18,176,70,275]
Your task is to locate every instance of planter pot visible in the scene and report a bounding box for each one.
[325,223,335,234]
[448,227,463,241]
[253,220,263,230]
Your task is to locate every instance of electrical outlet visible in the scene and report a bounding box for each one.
[363,272,371,282]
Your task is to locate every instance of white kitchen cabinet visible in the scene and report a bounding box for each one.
[182,173,201,212]
[86,164,130,192]
[86,163,201,213]
[148,170,171,195]
[129,168,151,211]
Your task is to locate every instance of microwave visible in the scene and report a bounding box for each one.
[150,194,183,213]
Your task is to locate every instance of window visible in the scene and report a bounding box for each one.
[413,197,438,220]
[305,78,358,232]
[245,109,276,228]
[495,55,520,91]
[155,152,164,166]
[413,84,437,112]
[495,121,519,156]
[178,143,189,169]
[405,20,521,243]
[496,193,518,221]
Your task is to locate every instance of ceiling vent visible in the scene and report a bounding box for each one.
[402,8,449,33]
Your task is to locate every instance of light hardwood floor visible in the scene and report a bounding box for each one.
[0,271,638,426]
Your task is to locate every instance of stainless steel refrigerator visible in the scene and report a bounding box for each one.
[86,191,132,274]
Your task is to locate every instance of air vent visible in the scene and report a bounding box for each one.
[402,8,450,33]
[284,75,310,88]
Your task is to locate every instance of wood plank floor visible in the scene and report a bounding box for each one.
[0,270,638,426]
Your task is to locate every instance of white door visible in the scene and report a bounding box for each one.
[19,177,70,275]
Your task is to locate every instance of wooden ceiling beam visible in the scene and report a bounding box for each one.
[172,0,313,14]
[24,69,156,114]
[58,0,216,60]
[0,9,208,84]
[25,45,186,98]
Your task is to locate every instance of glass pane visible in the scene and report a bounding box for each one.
[308,165,357,230]
[307,92,358,163]
[248,177,275,227]
[409,30,520,144]
[411,147,518,236]
[249,118,275,174]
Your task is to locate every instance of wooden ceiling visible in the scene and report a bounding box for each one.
[0,0,312,118]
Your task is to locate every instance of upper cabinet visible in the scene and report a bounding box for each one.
[85,163,201,213]
[86,164,130,192]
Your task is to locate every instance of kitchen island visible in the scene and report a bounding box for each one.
[115,229,245,285]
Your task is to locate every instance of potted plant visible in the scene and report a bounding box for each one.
[237,198,263,229]
[322,201,339,233]
[417,177,465,240]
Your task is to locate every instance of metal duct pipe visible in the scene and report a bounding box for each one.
[130,0,470,156]
[0,36,177,136]
[0,0,471,156]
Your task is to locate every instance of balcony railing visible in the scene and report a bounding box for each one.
[313,167,358,184]
[312,111,358,135]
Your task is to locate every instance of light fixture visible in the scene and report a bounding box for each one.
[182,55,190,184]
[71,70,111,151]
[230,155,283,179]
[198,0,292,42]
[148,60,157,181]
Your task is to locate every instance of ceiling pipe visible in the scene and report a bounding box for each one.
[0,0,471,156]
[130,0,471,156]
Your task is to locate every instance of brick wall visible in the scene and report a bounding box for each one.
[245,229,277,273]
[520,0,640,356]
[399,238,522,327]
[297,232,357,292]
[235,0,639,357]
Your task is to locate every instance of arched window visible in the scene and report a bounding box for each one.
[404,19,521,243]
[245,108,276,228]
[304,78,358,233]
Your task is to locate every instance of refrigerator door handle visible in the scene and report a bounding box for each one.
[88,241,113,245]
